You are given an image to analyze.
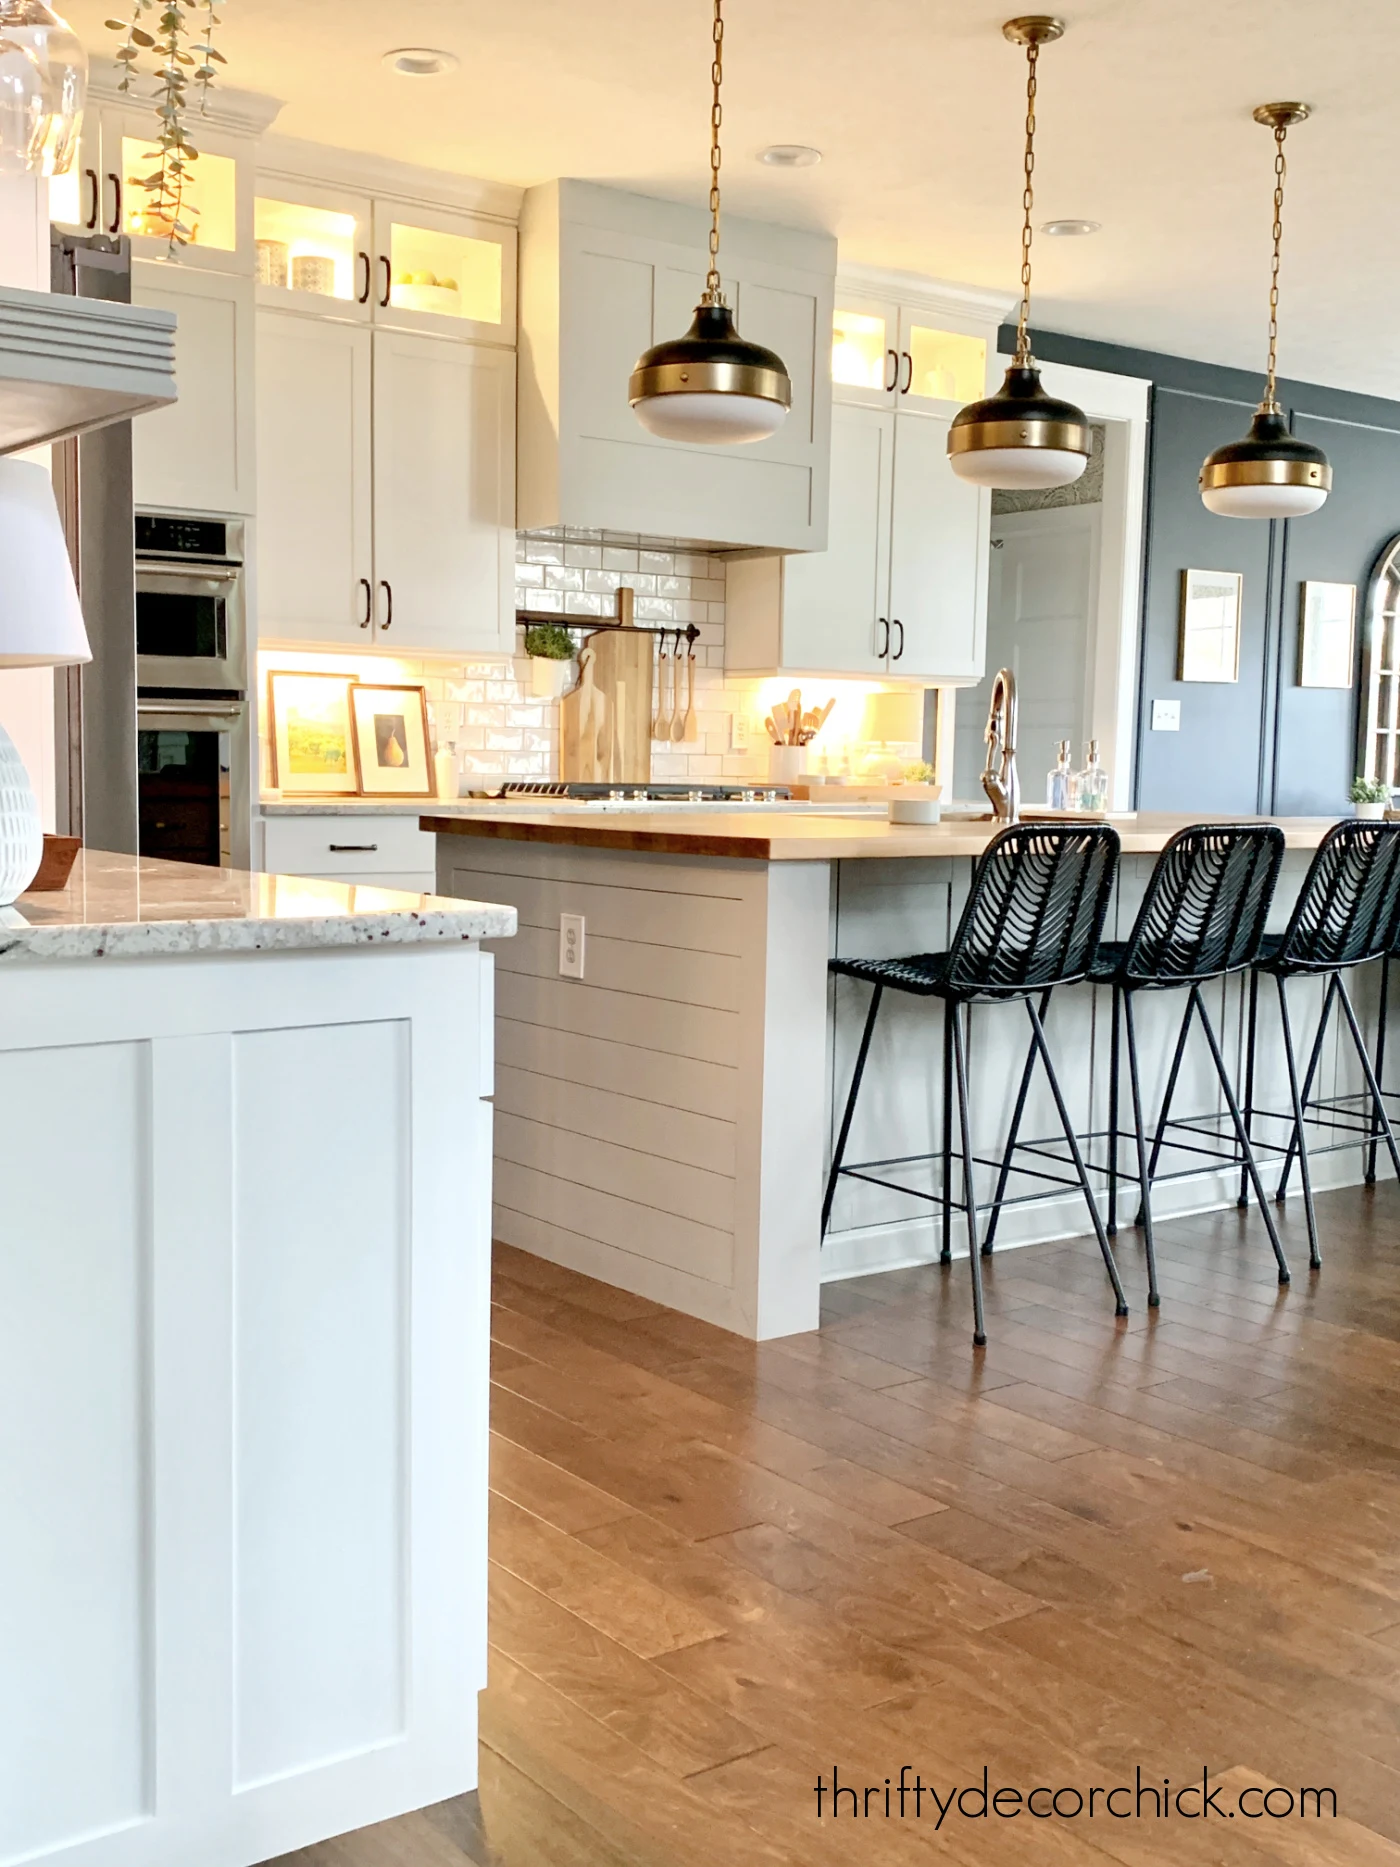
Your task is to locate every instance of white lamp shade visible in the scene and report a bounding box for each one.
[1201,482,1329,520]
[632,393,788,445]
[948,447,1088,491]
[0,456,89,666]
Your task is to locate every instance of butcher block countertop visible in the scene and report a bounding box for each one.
[422,808,1346,863]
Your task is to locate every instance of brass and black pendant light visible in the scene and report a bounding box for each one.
[1199,104,1330,518]
[947,17,1090,491]
[628,0,791,445]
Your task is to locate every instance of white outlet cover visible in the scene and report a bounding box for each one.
[731,712,751,751]
[1151,698,1182,732]
[559,912,585,979]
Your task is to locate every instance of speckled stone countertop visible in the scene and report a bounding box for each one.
[1,851,517,962]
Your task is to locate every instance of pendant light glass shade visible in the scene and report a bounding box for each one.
[627,0,792,447]
[630,303,791,444]
[0,0,84,178]
[947,17,1091,491]
[948,362,1089,489]
[1199,104,1330,519]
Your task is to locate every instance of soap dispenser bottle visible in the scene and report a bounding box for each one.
[1047,739,1072,810]
[1074,739,1109,813]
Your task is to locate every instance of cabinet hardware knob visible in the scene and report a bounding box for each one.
[329,843,378,853]
[884,347,898,393]
[900,350,913,395]
[892,619,905,660]
[357,251,371,304]
[84,166,98,230]
[380,579,394,630]
[877,616,890,658]
[359,576,373,628]
[106,171,122,236]
[379,255,391,308]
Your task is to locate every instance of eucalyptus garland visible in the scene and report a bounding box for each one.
[106,3,227,254]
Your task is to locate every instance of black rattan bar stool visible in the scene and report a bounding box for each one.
[823,823,1126,1346]
[1243,819,1400,1266]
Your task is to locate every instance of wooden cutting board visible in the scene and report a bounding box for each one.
[560,627,654,783]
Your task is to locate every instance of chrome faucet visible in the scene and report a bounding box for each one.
[982,667,1020,823]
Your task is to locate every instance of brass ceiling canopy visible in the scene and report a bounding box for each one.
[948,16,1091,490]
[1200,102,1332,518]
[628,0,792,446]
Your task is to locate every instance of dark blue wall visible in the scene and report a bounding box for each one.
[998,325,1400,814]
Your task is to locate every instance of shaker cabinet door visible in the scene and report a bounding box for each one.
[370,332,515,656]
[132,261,256,515]
[255,311,374,642]
[887,408,988,682]
[777,402,893,674]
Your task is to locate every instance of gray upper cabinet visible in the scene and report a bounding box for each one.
[517,180,835,552]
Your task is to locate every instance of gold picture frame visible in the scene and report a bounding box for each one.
[1298,580,1357,689]
[266,669,358,795]
[1178,568,1243,683]
[349,683,435,797]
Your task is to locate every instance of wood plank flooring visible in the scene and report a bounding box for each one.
[266,1184,1400,1866]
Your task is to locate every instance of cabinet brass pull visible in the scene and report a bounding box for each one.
[106,171,122,236]
[892,619,905,661]
[380,579,393,630]
[884,348,898,393]
[379,255,391,308]
[900,350,913,395]
[359,576,373,628]
[84,166,99,230]
[356,251,371,304]
[329,844,378,853]
[877,616,890,658]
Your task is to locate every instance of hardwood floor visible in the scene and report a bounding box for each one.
[267,1185,1400,1865]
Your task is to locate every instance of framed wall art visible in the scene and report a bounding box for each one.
[350,683,435,797]
[1297,579,1357,689]
[1178,568,1243,683]
[266,670,358,795]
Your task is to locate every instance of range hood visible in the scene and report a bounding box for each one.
[517,180,835,555]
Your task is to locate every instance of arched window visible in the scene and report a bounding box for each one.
[1359,535,1400,792]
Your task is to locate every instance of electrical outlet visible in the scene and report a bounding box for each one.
[559,912,585,980]
[1151,698,1182,733]
[730,711,751,752]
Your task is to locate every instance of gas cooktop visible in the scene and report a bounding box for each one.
[499,782,793,803]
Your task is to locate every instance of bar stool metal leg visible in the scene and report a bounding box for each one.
[982,990,1051,1258]
[1367,952,1391,1185]
[1276,975,1338,1205]
[1107,982,1121,1236]
[822,982,883,1239]
[1139,998,1194,1222]
[940,1003,954,1264]
[1191,983,1290,1284]
[1274,974,1321,1268]
[1238,967,1260,1210]
[1121,990,1161,1308]
[1024,997,1129,1316]
[949,1000,988,1347]
[1336,976,1400,1180]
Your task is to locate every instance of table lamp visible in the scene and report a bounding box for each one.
[0,455,90,905]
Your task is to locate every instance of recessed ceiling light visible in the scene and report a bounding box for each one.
[383,47,459,77]
[758,144,822,168]
[1041,218,1101,236]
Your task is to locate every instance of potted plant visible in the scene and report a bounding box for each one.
[524,623,577,698]
[1351,776,1391,821]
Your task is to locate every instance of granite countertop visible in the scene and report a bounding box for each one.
[2,850,517,962]
[423,808,1347,862]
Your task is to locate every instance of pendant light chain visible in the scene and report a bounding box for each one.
[1014,36,1039,365]
[1263,122,1287,411]
[704,0,724,305]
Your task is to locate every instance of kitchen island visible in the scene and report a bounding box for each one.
[429,807,1366,1340]
[1,854,515,1867]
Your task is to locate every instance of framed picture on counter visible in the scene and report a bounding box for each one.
[1179,568,1243,683]
[350,683,435,796]
[1298,580,1357,688]
[266,670,358,795]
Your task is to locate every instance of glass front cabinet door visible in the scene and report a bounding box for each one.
[370,202,516,345]
[831,298,899,408]
[255,183,373,316]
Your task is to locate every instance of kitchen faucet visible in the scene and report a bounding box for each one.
[982,667,1020,823]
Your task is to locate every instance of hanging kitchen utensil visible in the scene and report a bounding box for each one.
[682,644,699,742]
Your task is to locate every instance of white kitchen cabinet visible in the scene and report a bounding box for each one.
[725,402,988,683]
[372,332,515,655]
[254,312,514,656]
[254,178,374,317]
[132,260,256,514]
[262,814,436,889]
[371,200,516,345]
[255,312,373,640]
[518,179,835,552]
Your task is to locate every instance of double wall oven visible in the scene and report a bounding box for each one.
[135,512,250,869]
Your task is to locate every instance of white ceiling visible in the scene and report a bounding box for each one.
[66,0,1395,397]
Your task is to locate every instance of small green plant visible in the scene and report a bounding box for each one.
[905,761,936,784]
[523,623,577,661]
[1351,776,1391,805]
[107,2,228,255]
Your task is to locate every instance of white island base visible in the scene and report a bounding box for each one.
[0,857,514,1867]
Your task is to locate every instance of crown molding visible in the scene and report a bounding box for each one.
[257,136,523,225]
[837,262,1017,326]
[87,57,285,137]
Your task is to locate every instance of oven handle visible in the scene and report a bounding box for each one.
[135,561,243,585]
[139,699,246,723]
